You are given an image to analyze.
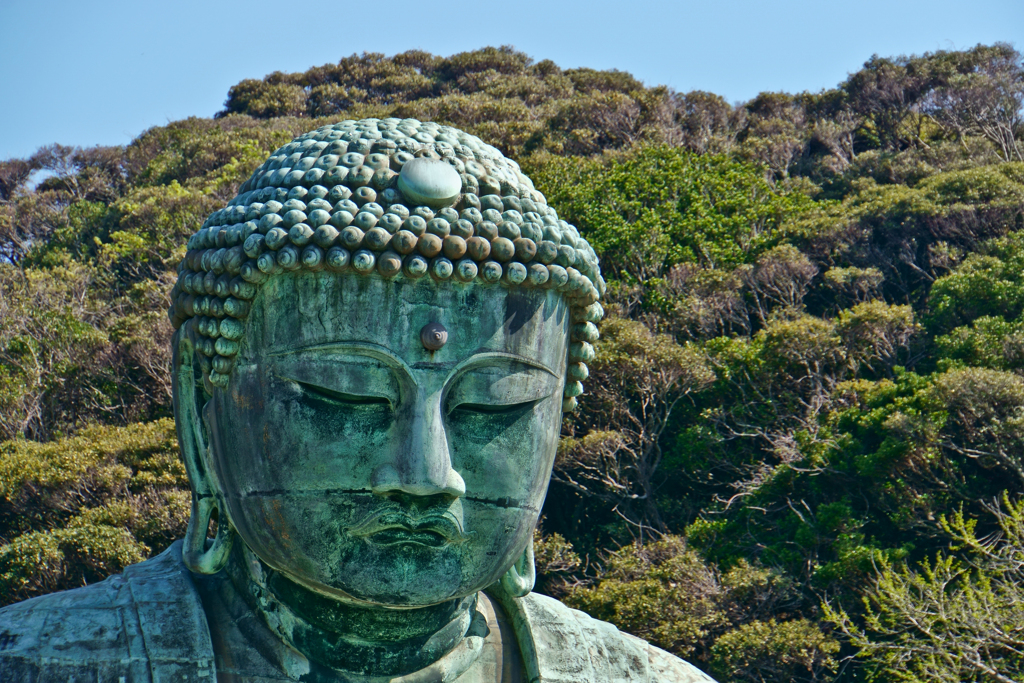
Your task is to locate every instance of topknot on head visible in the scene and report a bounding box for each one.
[169,118,605,410]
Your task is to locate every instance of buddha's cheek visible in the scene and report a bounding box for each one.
[224,493,362,587]
[443,403,560,593]
[447,396,562,514]
[457,500,537,591]
[213,368,391,495]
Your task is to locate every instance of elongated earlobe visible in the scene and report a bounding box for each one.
[497,537,535,599]
[183,491,234,574]
[174,326,234,575]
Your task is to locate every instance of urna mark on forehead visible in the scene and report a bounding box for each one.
[242,273,571,373]
[170,118,605,411]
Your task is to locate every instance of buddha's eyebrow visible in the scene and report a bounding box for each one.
[453,350,559,378]
[267,342,413,379]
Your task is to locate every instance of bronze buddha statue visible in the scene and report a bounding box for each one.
[0,118,716,683]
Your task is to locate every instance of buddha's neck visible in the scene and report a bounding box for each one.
[226,544,476,677]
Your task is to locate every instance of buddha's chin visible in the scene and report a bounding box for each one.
[276,569,449,609]
[283,575,471,610]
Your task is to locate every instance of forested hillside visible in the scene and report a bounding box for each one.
[2,43,1023,682]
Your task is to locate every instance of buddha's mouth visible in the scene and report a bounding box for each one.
[346,511,469,548]
[370,526,449,547]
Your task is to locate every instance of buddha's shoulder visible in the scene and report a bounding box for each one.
[0,540,215,682]
[497,591,717,683]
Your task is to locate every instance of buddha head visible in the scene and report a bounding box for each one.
[169,118,604,610]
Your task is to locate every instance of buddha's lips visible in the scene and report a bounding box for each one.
[345,511,469,548]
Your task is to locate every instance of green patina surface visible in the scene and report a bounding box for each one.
[0,119,716,682]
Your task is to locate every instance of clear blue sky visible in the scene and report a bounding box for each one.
[1,0,1020,160]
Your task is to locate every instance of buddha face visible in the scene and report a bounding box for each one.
[199,272,568,607]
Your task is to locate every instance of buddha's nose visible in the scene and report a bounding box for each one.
[371,388,465,501]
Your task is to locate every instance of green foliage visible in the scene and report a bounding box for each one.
[0,523,148,603]
[566,537,730,658]
[836,301,920,374]
[128,116,301,193]
[564,536,837,680]
[922,366,1024,483]
[533,527,582,595]
[216,47,673,159]
[935,316,1024,370]
[533,528,581,574]
[929,232,1024,333]
[0,256,174,441]
[527,146,811,277]
[222,79,306,118]
[556,316,713,531]
[0,262,111,440]
[0,419,188,605]
[786,163,1024,306]
[825,496,1024,682]
[917,162,1024,204]
[710,619,840,683]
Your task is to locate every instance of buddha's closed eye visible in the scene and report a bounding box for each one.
[445,362,558,416]
[449,397,544,415]
[270,354,400,410]
[292,379,392,408]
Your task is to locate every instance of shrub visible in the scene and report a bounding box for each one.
[710,619,839,683]
[565,536,728,659]
[0,419,189,605]
[563,534,822,679]
[528,146,811,279]
[0,522,148,604]
[825,496,1024,682]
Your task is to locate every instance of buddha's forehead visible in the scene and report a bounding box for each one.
[243,273,570,372]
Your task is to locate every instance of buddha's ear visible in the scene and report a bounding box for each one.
[491,535,535,601]
[173,325,234,575]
